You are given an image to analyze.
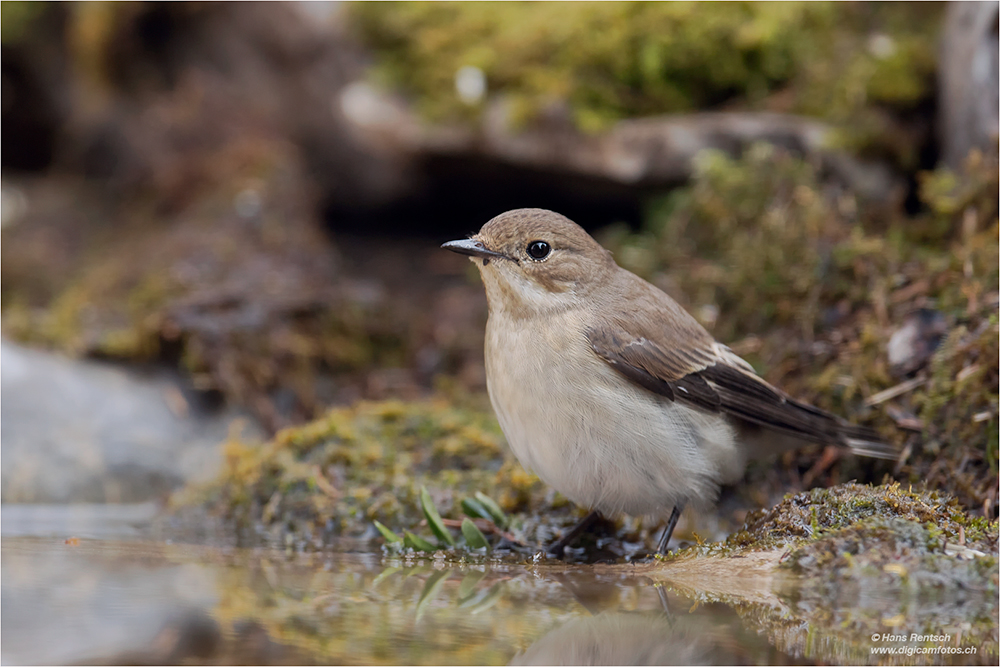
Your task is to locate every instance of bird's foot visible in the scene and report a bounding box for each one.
[545,511,602,558]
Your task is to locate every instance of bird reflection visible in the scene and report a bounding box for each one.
[510,612,730,666]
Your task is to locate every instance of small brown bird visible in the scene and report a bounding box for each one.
[443,208,895,555]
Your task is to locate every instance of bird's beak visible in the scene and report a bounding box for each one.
[441,238,513,264]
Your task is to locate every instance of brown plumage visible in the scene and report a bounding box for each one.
[587,293,894,459]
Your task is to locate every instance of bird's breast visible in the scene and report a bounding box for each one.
[484,308,596,472]
[483,309,743,515]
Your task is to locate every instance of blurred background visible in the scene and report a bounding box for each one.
[1,1,997,516]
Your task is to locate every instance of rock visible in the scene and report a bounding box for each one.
[1,3,413,213]
[0,340,262,503]
[345,90,904,205]
[939,2,1000,169]
[886,309,949,376]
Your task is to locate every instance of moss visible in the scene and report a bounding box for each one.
[177,398,578,549]
[672,482,997,560]
[608,144,845,340]
[0,1,50,45]
[777,501,998,658]
[0,149,420,431]
[656,482,998,661]
[350,3,939,165]
[604,144,999,512]
[786,514,997,585]
[916,150,1000,244]
[917,320,999,472]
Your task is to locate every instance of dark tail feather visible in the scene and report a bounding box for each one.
[841,423,899,460]
[700,362,900,460]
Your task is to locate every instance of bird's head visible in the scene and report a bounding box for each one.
[442,209,616,316]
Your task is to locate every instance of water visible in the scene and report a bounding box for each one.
[1,505,994,665]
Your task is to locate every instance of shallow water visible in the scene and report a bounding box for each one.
[1,537,784,664]
[1,504,994,665]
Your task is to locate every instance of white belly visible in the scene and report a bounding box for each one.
[485,309,743,516]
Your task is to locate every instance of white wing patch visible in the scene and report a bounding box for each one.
[712,342,757,374]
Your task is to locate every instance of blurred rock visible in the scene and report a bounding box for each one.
[2,2,906,228]
[2,3,412,214]
[939,2,999,169]
[347,91,904,206]
[0,340,261,503]
[886,309,949,377]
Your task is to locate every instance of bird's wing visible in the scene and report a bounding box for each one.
[586,292,895,458]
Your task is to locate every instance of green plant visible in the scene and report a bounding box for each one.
[374,486,507,553]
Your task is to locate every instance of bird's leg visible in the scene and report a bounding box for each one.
[655,585,673,618]
[656,504,685,555]
[546,510,602,557]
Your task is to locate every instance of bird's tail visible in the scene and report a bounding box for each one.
[841,423,899,460]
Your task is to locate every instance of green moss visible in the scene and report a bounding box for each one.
[611,144,843,340]
[604,144,999,511]
[673,482,997,559]
[787,514,997,579]
[178,398,567,548]
[350,2,939,164]
[779,503,998,655]
[916,150,1000,244]
[648,481,998,663]
[662,482,998,658]
[0,1,49,45]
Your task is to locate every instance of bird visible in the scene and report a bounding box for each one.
[442,208,896,556]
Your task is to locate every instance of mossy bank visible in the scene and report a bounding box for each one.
[602,145,998,514]
[175,399,581,552]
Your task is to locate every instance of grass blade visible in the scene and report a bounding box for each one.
[461,497,491,521]
[458,582,502,611]
[420,486,456,547]
[461,518,490,550]
[404,531,437,552]
[474,491,508,528]
[373,520,402,544]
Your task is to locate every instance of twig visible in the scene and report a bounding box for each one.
[956,364,980,383]
[438,517,519,544]
[865,377,926,406]
[801,445,840,488]
[890,279,929,304]
[886,405,924,431]
[310,465,340,499]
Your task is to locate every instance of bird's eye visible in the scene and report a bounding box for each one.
[526,240,551,260]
